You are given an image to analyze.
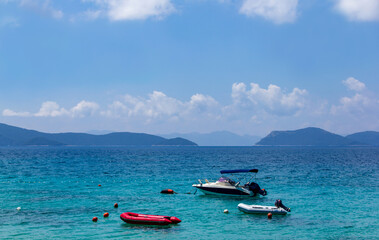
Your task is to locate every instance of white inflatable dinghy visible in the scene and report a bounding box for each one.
[238,200,291,215]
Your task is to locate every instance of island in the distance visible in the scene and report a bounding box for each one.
[0,123,197,146]
[256,127,379,146]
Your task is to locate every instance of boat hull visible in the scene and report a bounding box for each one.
[120,212,181,225]
[237,203,288,215]
[194,185,251,196]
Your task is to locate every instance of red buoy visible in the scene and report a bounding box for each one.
[92,217,98,222]
[268,213,272,219]
[104,212,109,218]
[98,184,101,187]
[114,203,118,208]
[160,189,175,194]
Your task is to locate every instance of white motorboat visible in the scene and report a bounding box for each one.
[238,200,291,215]
[192,169,267,197]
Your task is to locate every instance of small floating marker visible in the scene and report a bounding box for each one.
[114,203,118,208]
[224,209,229,213]
[98,184,102,187]
[161,189,175,194]
[268,213,272,219]
[103,212,109,218]
[16,207,21,211]
[92,217,98,222]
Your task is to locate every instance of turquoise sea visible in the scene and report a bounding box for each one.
[0,146,378,239]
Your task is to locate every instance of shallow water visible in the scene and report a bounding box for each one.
[0,146,378,239]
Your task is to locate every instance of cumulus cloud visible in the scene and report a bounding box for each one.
[2,100,99,118]
[331,78,378,119]
[331,93,375,116]
[189,94,218,112]
[34,101,69,117]
[101,101,127,118]
[140,91,183,118]
[83,0,175,21]
[3,80,379,135]
[2,109,30,117]
[116,91,184,118]
[335,0,379,21]
[230,82,307,115]
[101,91,219,122]
[3,83,307,125]
[239,0,298,24]
[71,100,99,117]
[342,77,366,91]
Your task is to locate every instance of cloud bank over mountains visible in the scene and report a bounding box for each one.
[2,79,378,135]
[3,100,99,118]
[230,82,307,115]
[2,0,379,24]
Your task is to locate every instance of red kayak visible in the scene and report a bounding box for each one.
[120,212,181,225]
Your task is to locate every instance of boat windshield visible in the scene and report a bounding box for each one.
[218,177,229,182]
[217,177,235,185]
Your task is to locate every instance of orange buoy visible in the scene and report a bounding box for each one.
[103,212,109,218]
[92,217,98,222]
[268,213,272,219]
[98,184,101,187]
[114,203,118,208]
[160,189,174,194]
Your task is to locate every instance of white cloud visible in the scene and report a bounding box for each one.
[99,84,307,132]
[116,91,183,118]
[2,109,30,117]
[189,94,218,111]
[101,101,127,118]
[230,82,307,115]
[34,101,69,117]
[2,100,99,118]
[342,77,366,91]
[331,79,378,119]
[239,0,298,24]
[335,0,379,21]
[331,93,374,115]
[5,80,379,135]
[71,100,99,117]
[101,91,219,122]
[84,0,175,21]
[143,91,183,118]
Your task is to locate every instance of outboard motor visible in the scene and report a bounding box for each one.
[275,199,291,212]
[248,182,267,196]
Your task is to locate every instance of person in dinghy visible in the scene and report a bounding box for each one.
[192,169,267,197]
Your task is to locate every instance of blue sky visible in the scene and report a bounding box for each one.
[0,0,378,136]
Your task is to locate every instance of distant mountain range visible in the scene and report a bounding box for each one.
[160,131,261,146]
[256,127,379,146]
[0,123,197,146]
[345,131,379,146]
[1,123,378,147]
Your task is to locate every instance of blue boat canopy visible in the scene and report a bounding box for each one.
[220,169,258,174]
